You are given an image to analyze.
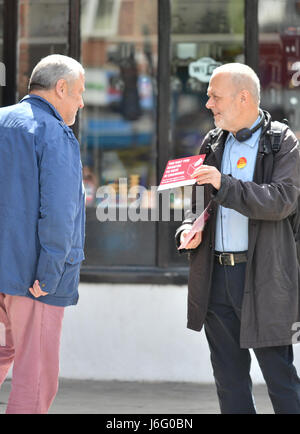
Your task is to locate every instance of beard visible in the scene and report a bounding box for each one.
[213,112,235,132]
[213,114,225,129]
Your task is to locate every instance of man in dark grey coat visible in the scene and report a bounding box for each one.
[176,63,300,414]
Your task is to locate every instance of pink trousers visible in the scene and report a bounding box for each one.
[0,293,64,414]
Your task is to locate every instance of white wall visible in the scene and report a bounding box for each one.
[59,283,300,383]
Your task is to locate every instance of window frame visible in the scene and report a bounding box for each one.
[2,0,18,106]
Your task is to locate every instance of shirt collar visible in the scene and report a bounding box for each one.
[227,114,262,148]
[19,94,64,123]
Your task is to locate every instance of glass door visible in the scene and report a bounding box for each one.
[167,0,245,265]
[80,0,158,267]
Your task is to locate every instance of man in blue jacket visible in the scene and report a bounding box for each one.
[0,54,85,413]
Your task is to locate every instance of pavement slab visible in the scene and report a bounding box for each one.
[0,379,274,414]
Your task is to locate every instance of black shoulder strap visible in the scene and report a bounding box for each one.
[259,120,288,183]
[263,120,288,154]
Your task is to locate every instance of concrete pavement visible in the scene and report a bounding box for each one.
[0,379,274,414]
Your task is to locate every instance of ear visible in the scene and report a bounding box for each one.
[55,78,67,99]
[240,89,249,104]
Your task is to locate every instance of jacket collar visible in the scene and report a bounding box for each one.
[206,128,228,169]
[19,94,65,123]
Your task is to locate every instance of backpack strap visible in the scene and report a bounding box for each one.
[264,120,300,259]
[259,120,288,184]
[263,120,288,154]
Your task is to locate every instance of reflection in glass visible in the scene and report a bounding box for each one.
[168,0,244,265]
[17,0,69,100]
[170,0,244,163]
[80,0,158,267]
[259,0,300,138]
[81,0,157,208]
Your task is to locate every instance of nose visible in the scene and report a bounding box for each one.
[206,96,213,109]
[79,97,84,109]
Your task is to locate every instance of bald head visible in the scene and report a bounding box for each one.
[211,63,260,106]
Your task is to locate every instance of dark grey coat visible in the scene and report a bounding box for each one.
[176,111,300,348]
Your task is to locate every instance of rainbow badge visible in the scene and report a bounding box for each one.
[237,157,247,169]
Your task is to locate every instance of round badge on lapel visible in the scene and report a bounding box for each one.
[237,157,247,169]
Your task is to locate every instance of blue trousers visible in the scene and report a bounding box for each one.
[204,262,300,414]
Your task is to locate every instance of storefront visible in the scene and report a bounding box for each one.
[1,0,300,285]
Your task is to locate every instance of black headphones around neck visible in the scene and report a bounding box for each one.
[235,109,265,142]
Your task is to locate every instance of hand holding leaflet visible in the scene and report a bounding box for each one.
[178,201,211,250]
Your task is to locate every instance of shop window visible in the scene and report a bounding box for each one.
[81,0,121,37]
[80,0,158,267]
[258,0,300,138]
[17,0,69,100]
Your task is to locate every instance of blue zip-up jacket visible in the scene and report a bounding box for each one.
[0,94,85,307]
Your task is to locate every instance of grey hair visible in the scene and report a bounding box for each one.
[29,54,85,92]
[211,63,261,105]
